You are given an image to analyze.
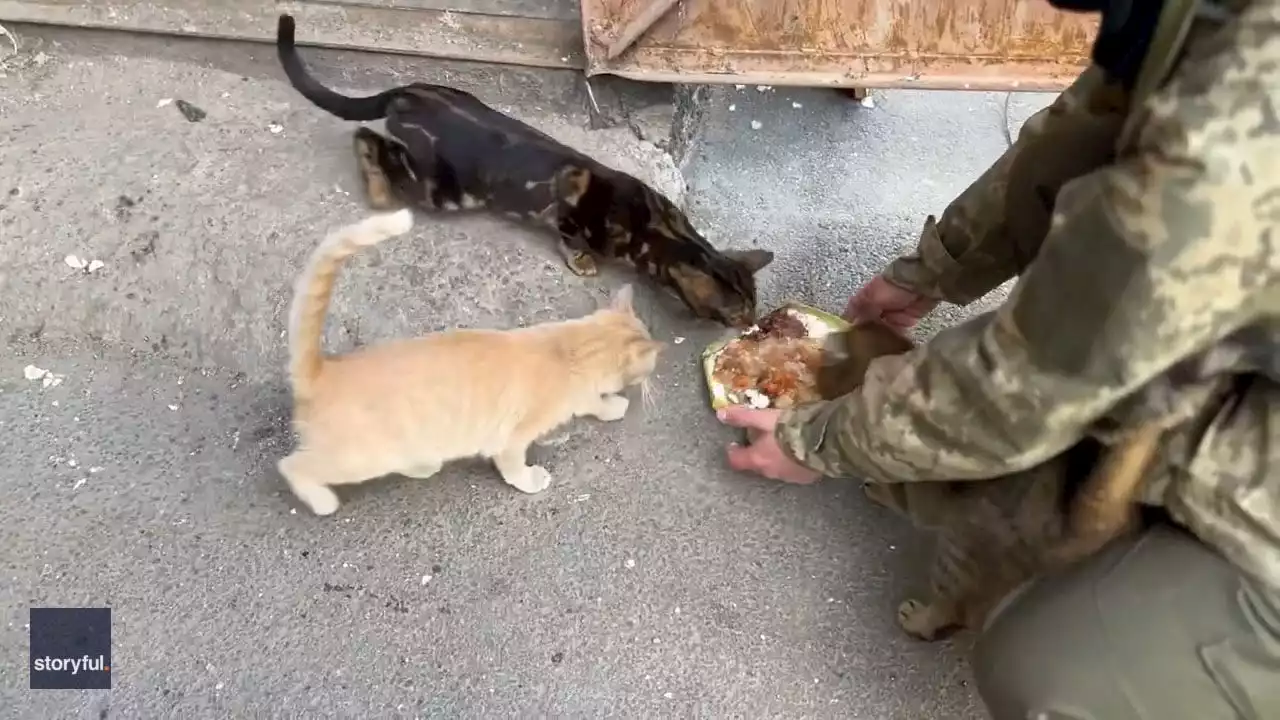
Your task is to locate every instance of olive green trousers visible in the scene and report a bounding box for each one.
[973,524,1280,719]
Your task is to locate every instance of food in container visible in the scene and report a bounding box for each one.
[702,302,849,411]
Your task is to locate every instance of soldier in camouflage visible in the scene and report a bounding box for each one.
[719,0,1279,716]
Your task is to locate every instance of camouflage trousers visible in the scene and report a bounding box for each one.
[973,522,1280,720]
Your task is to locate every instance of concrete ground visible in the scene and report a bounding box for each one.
[0,24,1053,719]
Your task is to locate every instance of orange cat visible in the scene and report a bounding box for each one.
[279,209,664,516]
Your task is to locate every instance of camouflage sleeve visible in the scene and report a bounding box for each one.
[882,66,1123,307]
[777,20,1277,483]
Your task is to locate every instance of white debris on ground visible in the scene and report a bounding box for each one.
[791,101,803,109]
[860,94,876,109]
[750,120,763,130]
[64,255,105,273]
[267,123,284,134]
[23,365,65,388]
[156,97,173,108]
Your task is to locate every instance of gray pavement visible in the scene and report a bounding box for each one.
[1,24,1052,719]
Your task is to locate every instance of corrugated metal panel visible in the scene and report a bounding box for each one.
[581,0,1099,91]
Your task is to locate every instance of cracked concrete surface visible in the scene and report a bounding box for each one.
[1,24,1053,719]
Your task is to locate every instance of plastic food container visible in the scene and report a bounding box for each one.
[701,301,850,411]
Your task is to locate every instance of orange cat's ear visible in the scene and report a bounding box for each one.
[610,284,636,313]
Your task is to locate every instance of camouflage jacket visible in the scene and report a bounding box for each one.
[776,0,1280,591]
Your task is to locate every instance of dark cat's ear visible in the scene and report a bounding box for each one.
[610,283,636,314]
[724,249,775,273]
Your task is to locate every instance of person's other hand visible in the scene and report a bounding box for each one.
[843,276,938,332]
[716,406,822,485]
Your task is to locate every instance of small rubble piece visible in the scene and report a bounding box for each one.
[750,120,763,130]
[23,365,65,388]
[157,98,173,108]
[860,95,876,109]
[728,104,736,112]
[64,254,105,274]
[268,123,284,134]
[174,99,206,123]
[792,101,803,109]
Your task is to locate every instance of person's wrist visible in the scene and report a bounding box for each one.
[772,404,827,474]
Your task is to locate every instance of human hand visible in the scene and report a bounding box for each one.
[843,276,938,332]
[716,406,822,485]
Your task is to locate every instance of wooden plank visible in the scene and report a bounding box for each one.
[580,0,1097,91]
[602,0,678,60]
[0,0,586,69]
[325,0,580,22]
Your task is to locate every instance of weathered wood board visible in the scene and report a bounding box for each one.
[0,0,586,69]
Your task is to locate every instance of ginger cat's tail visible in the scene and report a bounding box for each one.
[1051,423,1164,565]
[288,209,415,401]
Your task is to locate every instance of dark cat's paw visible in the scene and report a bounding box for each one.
[896,598,959,641]
[565,250,599,277]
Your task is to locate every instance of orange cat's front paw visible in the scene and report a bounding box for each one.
[510,465,552,494]
[592,394,629,422]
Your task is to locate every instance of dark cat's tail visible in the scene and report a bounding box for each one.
[276,14,400,121]
[287,210,415,401]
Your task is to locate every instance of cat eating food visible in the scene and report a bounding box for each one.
[278,209,664,517]
[274,14,774,328]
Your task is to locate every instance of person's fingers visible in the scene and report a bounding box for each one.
[880,309,918,332]
[716,406,770,430]
[725,442,761,473]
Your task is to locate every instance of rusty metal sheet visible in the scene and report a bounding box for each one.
[580,0,1100,92]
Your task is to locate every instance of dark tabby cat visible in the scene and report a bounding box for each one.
[816,321,1163,640]
[275,14,774,328]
